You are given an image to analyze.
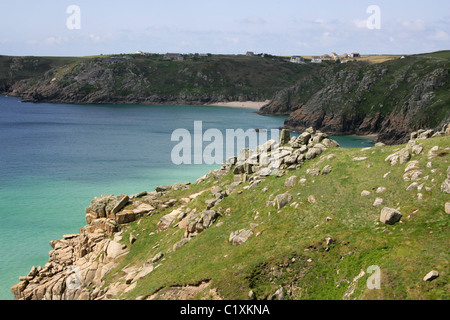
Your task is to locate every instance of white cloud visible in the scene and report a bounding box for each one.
[44,36,68,45]
[352,19,368,29]
[400,19,426,32]
[429,29,450,42]
[240,16,266,25]
[89,34,102,43]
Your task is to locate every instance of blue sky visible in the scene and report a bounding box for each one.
[1,0,449,56]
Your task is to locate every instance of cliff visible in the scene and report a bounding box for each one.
[259,52,450,145]
[11,124,450,300]
[1,54,323,105]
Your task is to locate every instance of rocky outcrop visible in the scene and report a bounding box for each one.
[10,184,189,300]
[260,57,450,145]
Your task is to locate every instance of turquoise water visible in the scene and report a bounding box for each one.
[0,95,374,299]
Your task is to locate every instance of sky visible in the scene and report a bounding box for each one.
[0,0,449,57]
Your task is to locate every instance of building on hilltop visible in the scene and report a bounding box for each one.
[246,51,255,56]
[311,58,322,63]
[163,53,184,61]
[350,53,360,58]
[290,56,305,64]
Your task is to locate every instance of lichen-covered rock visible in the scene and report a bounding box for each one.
[380,207,402,225]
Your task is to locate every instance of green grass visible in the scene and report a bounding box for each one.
[101,135,449,300]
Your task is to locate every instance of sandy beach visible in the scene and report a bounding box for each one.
[206,100,271,110]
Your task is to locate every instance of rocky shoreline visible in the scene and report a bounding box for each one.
[10,127,342,300]
[11,122,450,300]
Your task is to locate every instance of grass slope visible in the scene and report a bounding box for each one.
[102,135,449,300]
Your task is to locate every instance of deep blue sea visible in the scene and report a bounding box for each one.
[0,95,374,299]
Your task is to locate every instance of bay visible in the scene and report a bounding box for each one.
[0,95,374,299]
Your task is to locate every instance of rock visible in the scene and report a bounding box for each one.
[405,160,420,173]
[307,195,316,204]
[151,252,164,263]
[385,153,399,166]
[155,185,171,192]
[111,195,130,215]
[417,129,434,140]
[361,190,371,197]
[132,203,155,215]
[428,146,439,159]
[129,233,137,245]
[353,157,368,161]
[380,207,402,225]
[373,198,383,207]
[376,187,386,194]
[423,270,439,282]
[305,147,322,160]
[307,168,320,177]
[412,145,423,155]
[274,193,293,209]
[321,165,333,175]
[158,208,184,230]
[441,167,450,194]
[133,263,154,281]
[398,148,411,164]
[248,290,256,300]
[406,171,423,181]
[271,287,284,300]
[229,229,254,246]
[296,132,312,146]
[285,176,298,188]
[406,182,419,191]
[106,241,129,260]
[279,129,291,145]
[259,168,272,177]
[173,238,190,251]
[446,202,450,214]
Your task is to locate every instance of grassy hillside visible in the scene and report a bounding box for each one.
[101,134,449,300]
[1,53,329,103]
[262,51,450,144]
[0,55,88,91]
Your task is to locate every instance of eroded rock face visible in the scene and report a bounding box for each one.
[261,62,449,145]
[11,226,128,300]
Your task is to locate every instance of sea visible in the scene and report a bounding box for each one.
[0,95,375,300]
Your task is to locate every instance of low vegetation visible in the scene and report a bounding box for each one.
[103,134,449,300]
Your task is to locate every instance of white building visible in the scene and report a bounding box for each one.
[290,56,305,63]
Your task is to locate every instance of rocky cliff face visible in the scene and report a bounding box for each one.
[4,54,320,106]
[259,56,450,145]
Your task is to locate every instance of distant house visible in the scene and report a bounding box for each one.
[246,51,255,56]
[321,54,331,59]
[338,53,349,59]
[330,52,338,59]
[311,58,322,63]
[350,53,360,58]
[290,56,305,63]
[164,53,184,61]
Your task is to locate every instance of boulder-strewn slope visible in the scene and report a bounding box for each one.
[12,124,450,300]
